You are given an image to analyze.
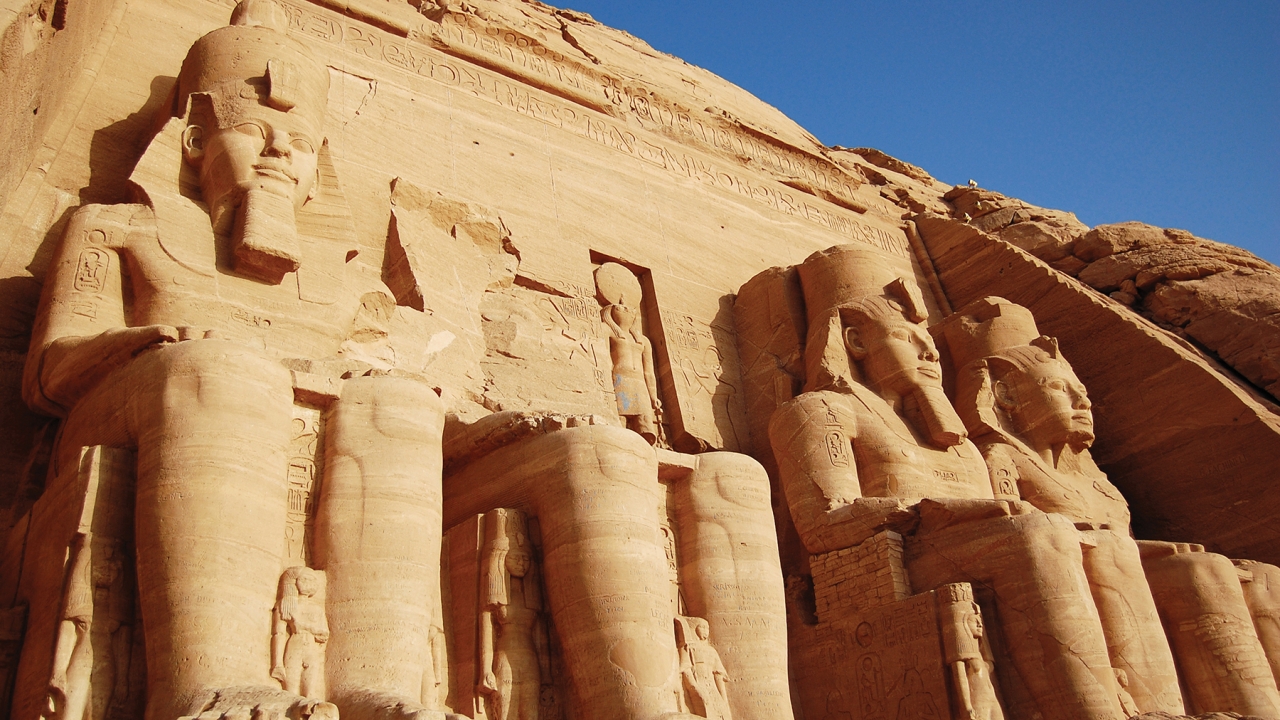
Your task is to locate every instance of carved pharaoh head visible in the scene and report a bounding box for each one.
[939,297,1095,452]
[797,245,938,396]
[482,509,541,609]
[797,245,966,447]
[173,0,329,281]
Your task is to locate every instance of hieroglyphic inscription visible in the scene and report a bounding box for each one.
[73,247,110,293]
[663,312,750,451]
[284,406,324,564]
[272,0,910,258]
[431,11,869,211]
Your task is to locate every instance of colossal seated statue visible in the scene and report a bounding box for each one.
[13,3,464,720]
[8,5,793,720]
[767,245,1136,720]
[939,296,1280,717]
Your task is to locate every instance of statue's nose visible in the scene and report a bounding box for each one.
[263,130,292,157]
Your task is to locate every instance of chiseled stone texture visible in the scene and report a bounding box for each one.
[0,0,1277,719]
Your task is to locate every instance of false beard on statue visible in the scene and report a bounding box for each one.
[902,383,968,449]
[232,187,302,284]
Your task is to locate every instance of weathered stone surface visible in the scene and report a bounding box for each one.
[915,214,1280,565]
[0,0,1277,718]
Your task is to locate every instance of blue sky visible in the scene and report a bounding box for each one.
[565,1,1279,263]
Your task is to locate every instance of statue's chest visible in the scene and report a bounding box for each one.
[126,241,354,359]
[853,419,990,502]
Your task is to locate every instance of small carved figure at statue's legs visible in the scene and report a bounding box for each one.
[316,376,463,720]
[1078,528,1183,714]
[446,424,681,720]
[907,509,1125,720]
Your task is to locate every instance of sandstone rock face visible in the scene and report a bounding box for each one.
[0,1,1276,719]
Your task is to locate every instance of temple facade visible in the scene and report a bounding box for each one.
[0,2,1278,719]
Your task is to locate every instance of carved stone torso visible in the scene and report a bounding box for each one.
[119,203,364,361]
[981,438,1131,528]
[806,389,991,503]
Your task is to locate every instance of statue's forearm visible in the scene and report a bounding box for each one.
[33,326,178,414]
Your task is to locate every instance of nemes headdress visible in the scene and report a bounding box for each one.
[934,296,1064,435]
[797,244,929,393]
[175,0,329,131]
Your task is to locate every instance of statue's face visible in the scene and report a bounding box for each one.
[295,571,319,597]
[847,315,943,395]
[189,104,319,215]
[506,550,531,578]
[1003,359,1094,449]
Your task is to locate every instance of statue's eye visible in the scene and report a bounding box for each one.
[890,330,910,342]
[290,137,315,154]
[1045,379,1066,391]
[234,122,266,140]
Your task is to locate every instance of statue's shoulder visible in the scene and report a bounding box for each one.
[777,389,859,418]
[62,203,154,249]
[770,390,865,441]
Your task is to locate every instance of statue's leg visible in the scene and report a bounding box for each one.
[669,452,793,720]
[906,511,1124,720]
[1079,528,1183,714]
[1141,546,1280,716]
[315,375,458,720]
[445,425,680,720]
[128,340,294,720]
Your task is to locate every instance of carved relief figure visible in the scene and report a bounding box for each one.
[766,245,1130,720]
[477,509,551,720]
[675,616,732,720]
[595,262,662,443]
[42,536,133,720]
[938,296,1185,714]
[13,3,461,719]
[893,669,941,720]
[937,584,1003,720]
[272,567,328,699]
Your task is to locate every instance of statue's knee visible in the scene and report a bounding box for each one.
[547,424,654,467]
[531,425,657,511]
[332,375,444,442]
[992,512,1088,571]
[690,451,771,511]
[153,339,290,393]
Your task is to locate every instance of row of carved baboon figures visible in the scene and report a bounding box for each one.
[2,2,1278,720]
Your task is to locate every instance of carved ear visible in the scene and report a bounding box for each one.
[1031,335,1060,359]
[181,124,204,166]
[843,325,868,360]
[181,93,215,166]
[992,377,1016,411]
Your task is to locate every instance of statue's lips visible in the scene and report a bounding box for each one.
[916,366,941,380]
[253,162,297,184]
[1073,412,1094,425]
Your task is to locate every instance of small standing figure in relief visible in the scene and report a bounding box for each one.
[1113,668,1140,718]
[43,535,132,720]
[938,584,1004,720]
[675,616,732,720]
[595,262,662,444]
[478,509,552,720]
[272,566,329,699]
[895,668,942,720]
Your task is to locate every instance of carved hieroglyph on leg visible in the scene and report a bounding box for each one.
[1141,542,1280,716]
